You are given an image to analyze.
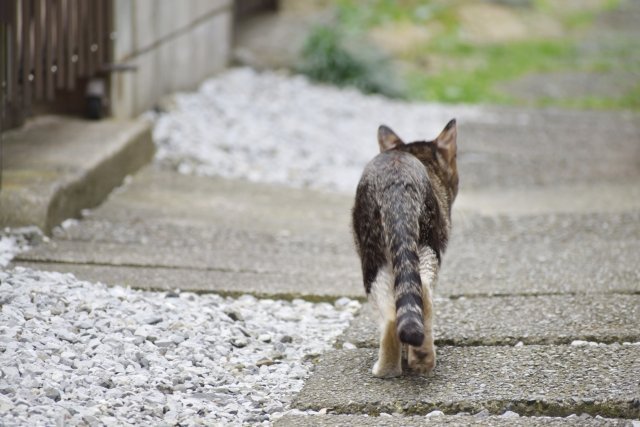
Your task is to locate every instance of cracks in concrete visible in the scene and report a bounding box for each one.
[336,336,640,350]
[12,257,271,276]
[301,397,640,420]
[444,290,640,299]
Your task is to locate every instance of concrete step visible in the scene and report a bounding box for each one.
[337,295,640,348]
[275,414,635,426]
[15,186,640,297]
[0,116,154,234]
[292,346,640,418]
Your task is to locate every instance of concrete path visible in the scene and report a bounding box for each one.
[11,106,640,424]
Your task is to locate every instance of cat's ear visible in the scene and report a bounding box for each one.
[378,125,404,152]
[435,119,457,163]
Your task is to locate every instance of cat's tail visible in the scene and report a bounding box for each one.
[382,186,425,347]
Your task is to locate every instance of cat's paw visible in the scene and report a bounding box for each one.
[408,348,436,375]
[372,360,402,378]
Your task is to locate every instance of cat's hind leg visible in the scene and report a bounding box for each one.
[369,264,402,378]
[372,319,402,378]
[408,247,438,374]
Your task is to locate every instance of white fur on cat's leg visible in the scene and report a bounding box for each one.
[372,320,402,378]
[369,264,402,377]
[408,246,439,374]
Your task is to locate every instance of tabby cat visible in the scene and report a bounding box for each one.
[352,119,458,377]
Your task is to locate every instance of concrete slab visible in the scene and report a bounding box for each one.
[454,108,640,191]
[18,210,640,297]
[337,295,640,348]
[50,217,350,249]
[0,116,154,233]
[454,182,640,217]
[14,262,354,301]
[83,166,355,236]
[440,210,640,297]
[17,238,359,279]
[275,414,634,427]
[292,346,640,418]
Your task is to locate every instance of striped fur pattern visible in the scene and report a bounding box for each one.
[352,119,458,377]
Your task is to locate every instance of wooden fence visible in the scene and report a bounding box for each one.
[1,0,113,130]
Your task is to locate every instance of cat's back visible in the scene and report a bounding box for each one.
[358,149,429,193]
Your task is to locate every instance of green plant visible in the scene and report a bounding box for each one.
[298,25,405,98]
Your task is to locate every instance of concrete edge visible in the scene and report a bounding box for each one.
[274,414,635,426]
[44,120,155,233]
[0,118,154,235]
[9,261,364,303]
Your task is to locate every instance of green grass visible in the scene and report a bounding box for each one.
[298,0,639,111]
[407,39,578,104]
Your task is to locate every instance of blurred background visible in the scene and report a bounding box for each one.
[2,0,639,227]
[2,0,638,135]
[237,0,640,110]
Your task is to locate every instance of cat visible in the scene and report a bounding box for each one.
[352,119,458,378]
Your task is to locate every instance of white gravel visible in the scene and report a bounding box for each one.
[0,227,42,268]
[0,236,22,268]
[0,267,359,425]
[152,67,486,193]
